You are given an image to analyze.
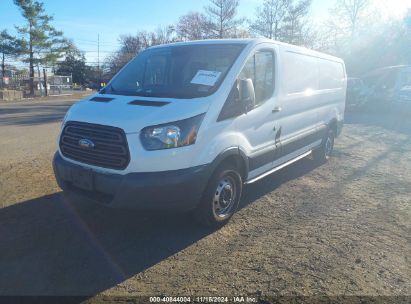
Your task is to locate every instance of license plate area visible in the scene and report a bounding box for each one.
[71,167,94,191]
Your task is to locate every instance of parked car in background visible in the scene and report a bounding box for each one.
[363,65,411,104]
[346,77,369,110]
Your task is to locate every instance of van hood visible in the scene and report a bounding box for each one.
[65,94,211,133]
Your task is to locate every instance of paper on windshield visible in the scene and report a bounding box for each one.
[190,70,222,86]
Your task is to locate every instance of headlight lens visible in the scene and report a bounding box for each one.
[140,114,205,150]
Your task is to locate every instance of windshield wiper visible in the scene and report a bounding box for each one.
[100,84,115,95]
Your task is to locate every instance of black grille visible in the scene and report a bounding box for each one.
[128,100,170,107]
[60,121,130,170]
[90,97,114,102]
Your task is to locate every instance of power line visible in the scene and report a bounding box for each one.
[74,38,122,47]
[80,50,118,53]
[97,33,100,75]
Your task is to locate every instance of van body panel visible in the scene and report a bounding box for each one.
[65,94,211,134]
[53,152,209,210]
[232,42,281,179]
[54,38,346,209]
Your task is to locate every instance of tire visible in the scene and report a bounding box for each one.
[313,128,335,163]
[194,164,242,228]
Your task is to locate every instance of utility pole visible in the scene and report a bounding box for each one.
[97,33,101,89]
[43,68,48,96]
[1,52,4,90]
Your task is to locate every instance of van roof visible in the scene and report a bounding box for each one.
[150,38,343,63]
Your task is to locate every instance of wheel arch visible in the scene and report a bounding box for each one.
[207,147,249,183]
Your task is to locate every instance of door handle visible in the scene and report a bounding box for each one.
[272,106,282,113]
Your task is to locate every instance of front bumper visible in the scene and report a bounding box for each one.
[53,152,210,210]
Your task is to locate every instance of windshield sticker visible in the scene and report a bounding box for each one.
[190,70,222,86]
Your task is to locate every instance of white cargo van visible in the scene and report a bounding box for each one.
[53,39,346,227]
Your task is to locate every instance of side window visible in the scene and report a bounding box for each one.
[239,50,274,106]
[255,51,274,103]
[239,56,255,84]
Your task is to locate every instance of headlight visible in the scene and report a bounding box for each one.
[141,114,205,150]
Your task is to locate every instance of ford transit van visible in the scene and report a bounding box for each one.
[53,39,346,227]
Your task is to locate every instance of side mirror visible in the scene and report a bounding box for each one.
[239,78,256,113]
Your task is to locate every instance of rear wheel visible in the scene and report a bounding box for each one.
[313,128,335,163]
[194,164,242,228]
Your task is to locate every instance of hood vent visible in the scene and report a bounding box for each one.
[128,100,170,107]
[90,97,114,102]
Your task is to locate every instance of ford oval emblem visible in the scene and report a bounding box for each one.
[78,138,95,149]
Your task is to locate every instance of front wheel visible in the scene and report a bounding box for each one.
[313,128,335,163]
[194,164,242,228]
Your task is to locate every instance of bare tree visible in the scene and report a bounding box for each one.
[231,28,251,38]
[176,12,210,41]
[249,0,290,40]
[330,0,370,40]
[104,34,146,79]
[204,0,243,38]
[314,23,341,54]
[281,0,312,45]
[319,0,372,56]
[152,26,177,45]
[105,29,176,79]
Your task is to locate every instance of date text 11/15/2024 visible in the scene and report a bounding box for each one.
[149,296,257,303]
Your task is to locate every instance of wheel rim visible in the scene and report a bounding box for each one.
[325,133,334,156]
[213,175,237,218]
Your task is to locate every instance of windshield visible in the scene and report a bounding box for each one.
[104,44,246,99]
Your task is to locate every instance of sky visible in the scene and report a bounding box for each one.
[1,0,411,66]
